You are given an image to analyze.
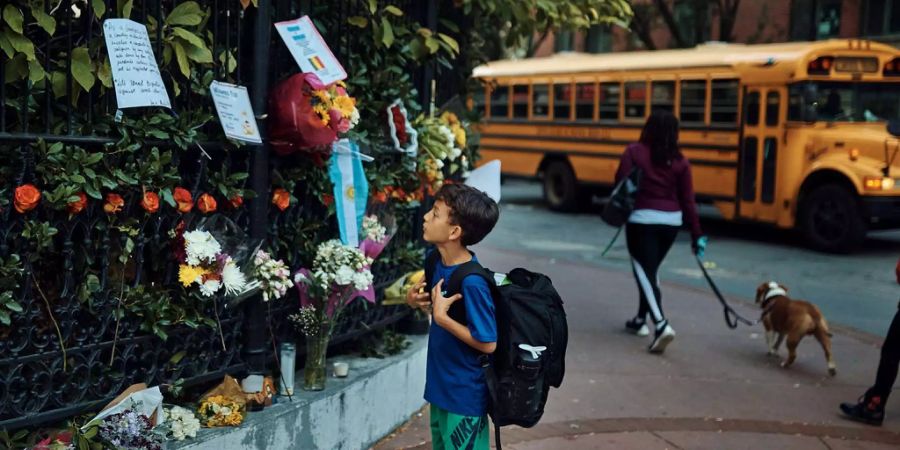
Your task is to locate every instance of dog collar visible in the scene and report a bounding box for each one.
[763,286,787,301]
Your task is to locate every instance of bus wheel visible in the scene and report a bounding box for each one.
[799,184,866,253]
[543,161,579,211]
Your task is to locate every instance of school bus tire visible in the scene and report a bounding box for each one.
[543,160,579,212]
[798,184,867,253]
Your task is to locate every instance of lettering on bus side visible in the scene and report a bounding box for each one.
[536,125,611,140]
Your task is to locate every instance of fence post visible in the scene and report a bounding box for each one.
[243,0,273,376]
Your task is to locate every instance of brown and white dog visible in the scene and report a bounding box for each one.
[755,281,836,376]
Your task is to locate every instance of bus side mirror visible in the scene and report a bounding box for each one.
[888,119,900,137]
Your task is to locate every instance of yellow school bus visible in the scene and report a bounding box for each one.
[472,40,900,252]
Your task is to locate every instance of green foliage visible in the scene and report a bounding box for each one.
[118,284,214,341]
[0,254,24,326]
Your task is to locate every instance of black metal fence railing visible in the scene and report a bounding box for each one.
[0,0,436,430]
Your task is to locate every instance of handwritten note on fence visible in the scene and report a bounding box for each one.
[103,19,171,109]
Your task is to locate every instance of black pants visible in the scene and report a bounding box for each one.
[870,305,900,402]
[625,223,679,326]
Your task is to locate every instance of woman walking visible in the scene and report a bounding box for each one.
[615,110,706,353]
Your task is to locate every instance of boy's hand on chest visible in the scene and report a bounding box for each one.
[431,278,463,327]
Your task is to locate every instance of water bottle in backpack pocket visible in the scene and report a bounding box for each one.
[493,344,547,426]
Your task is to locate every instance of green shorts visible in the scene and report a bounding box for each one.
[429,404,490,450]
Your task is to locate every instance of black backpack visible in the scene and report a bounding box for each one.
[601,156,642,227]
[425,251,568,449]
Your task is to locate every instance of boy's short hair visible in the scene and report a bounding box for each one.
[434,183,500,246]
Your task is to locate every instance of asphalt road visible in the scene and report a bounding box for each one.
[479,179,900,336]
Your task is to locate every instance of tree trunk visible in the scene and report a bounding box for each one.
[629,7,658,50]
[717,0,741,42]
[654,0,688,48]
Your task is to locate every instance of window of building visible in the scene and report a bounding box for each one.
[555,30,575,52]
[599,83,620,121]
[490,85,508,119]
[710,79,739,124]
[863,0,900,36]
[554,83,572,120]
[679,80,706,123]
[512,85,529,118]
[651,81,675,113]
[585,24,613,54]
[533,84,550,118]
[673,0,708,47]
[624,81,647,119]
[575,83,596,120]
[792,0,845,40]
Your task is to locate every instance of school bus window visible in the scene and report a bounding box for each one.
[490,85,509,119]
[554,84,572,120]
[532,84,550,118]
[651,81,675,113]
[575,83,595,120]
[766,91,780,126]
[745,91,760,126]
[599,83,620,120]
[762,138,777,204]
[472,88,486,117]
[625,81,647,119]
[710,79,739,124]
[741,137,758,201]
[512,85,529,118]
[679,80,706,123]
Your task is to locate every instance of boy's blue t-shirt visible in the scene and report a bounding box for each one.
[424,253,497,417]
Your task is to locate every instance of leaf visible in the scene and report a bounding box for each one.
[166,1,203,26]
[169,350,186,364]
[416,27,433,38]
[6,31,35,61]
[424,36,440,54]
[28,59,45,83]
[171,27,205,49]
[217,50,236,74]
[91,0,106,18]
[439,18,460,33]
[384,5,404,16]
[437,33,459,54]
[97,59,113,87]
[347,16,368,28]
[117,0,133,18]
[5,300,22,313]
[180,38,213,63]
[161,188,175,207]
[172,40,190,77]
[381,17,394,48]
[84,182,101,199]
[32,8,57,35]
[4,53,27,82]
[0,310,9,326]
[367,0,376,14]
[3,5,24,34]
[71,47,95,91]
[49,70,66,97]
[0,32,14,58]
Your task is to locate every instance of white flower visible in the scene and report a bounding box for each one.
[449,146,462,161]
[434,159,444,169]
[200,279,221,297]
[349,107,360,129]
[361,215,387,242]
[165,406,200,441]
[438,125,455,147]
[334,265,355,286]
[221,259,248,296]
[183,230,221,266]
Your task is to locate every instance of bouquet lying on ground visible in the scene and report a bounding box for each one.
[197,395,244,428]
[97,409,164,450]
[159,405,201,441]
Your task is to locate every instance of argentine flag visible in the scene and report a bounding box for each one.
[329,139,368,248]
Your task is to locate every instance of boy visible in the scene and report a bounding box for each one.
[406,183,500,450]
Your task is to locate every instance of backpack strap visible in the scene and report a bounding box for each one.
[423,249,441,293]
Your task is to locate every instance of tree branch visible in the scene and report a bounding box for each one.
[653,0,688,48]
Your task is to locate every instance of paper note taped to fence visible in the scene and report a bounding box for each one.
[274,16,347,85]
[210,81,262,143]
[103,19,171,109]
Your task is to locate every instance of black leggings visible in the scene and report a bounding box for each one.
[871,306,900,402]
[626,223,679,326]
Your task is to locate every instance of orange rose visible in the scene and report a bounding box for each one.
[198,193,217,214]
[67,192,87,215]
[103,193,124,214]
[14,184,41,213]
[272,188,290,211]
[173,187,193,213]
[373,191,387,204]
[229,195,243,209]
[141,192,160,213]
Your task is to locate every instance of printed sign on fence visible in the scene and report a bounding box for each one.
[103,19,171,109]
[274,16,347,85]
[210,81,262,144]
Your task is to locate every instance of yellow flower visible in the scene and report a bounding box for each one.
[440,111,459,125]
[333,95,356,117]
[312,104,330,125]
[452,126,466,148]
[179,264,208,287]
[312,89,331,104]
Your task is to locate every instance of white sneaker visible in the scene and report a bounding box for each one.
[635,323,649,337]
[649,323,675,354]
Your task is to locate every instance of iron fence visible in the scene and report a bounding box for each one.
[0,0,436,430]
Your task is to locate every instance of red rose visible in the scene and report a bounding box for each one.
[141,192,160,213]
[272,188,291,211]
[103,193,124,214]
[173,187,193,213]
[229,195,243,209]
[197,193,217,214]
[321,193,334,207]
[14,184,41,213]
[67,192,87,215]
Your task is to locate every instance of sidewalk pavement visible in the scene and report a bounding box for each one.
[375,245,900,449]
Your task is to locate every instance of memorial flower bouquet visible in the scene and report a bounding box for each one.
[290,239,373,390]
[197,395,244,428]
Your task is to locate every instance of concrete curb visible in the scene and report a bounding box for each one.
[169,335,427,450]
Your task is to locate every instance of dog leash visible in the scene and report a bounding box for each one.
[601,225,623,257]
[694,254,756,329]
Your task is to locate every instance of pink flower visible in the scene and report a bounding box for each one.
[303,73,327,90]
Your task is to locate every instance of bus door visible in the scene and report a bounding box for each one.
[739,86,786,223]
